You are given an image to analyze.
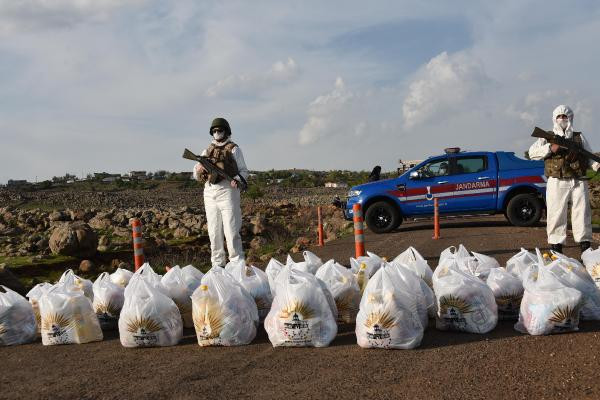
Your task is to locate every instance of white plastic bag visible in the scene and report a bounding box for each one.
[349,253,382,294]
[356,263,424,349]
[192,267,258,346]
[506,248,538,280]
[0,286,37,346]
[433,259,498,333]
[58,269,94,301]
[265,266,337,347]
[26,282,53,335]
[392,247,433,287]
[315,260,361,323]
[110,268,133,288]
[302,251,323,274]
[39,277,103,345]
[581,247,600,288]
[444,245,499,281]
[161,266,194,328]
[127,263,167,296]
[226,262,273,319]
[119,277,182,347]
[181,264,204,294]
[265,258,285,296]
[93,272,125,330]
[546,258,600,320]
[439,244,470,263]
[486,268,523,320]
[515,252,582,335]
[392,263,435,323]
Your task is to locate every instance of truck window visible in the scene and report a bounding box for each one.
[417,158,449,178]
[452,156,487,174]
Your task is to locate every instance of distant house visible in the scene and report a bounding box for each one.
[7,179,29,187]
[129,171,148,180]
[325,182,348,188]
[398,159,423,174]
[171,171,193,180]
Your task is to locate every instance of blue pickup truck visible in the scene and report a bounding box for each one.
[337,148,547,233]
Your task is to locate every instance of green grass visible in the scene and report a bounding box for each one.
[0,254,77,268]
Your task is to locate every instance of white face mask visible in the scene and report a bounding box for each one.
[557,119,568,129]
[213,131,226,141]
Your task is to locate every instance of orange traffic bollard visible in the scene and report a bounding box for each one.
[317,206,324,247]
[353,203,365,258]
[433,198,440,240]
[130,218,145,271]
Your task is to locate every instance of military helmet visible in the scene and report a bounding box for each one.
[209,117,231,136]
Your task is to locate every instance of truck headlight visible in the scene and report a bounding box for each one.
[347,190,361,198]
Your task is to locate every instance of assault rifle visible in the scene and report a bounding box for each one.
[531,127,600,164]
[182,148,248,191]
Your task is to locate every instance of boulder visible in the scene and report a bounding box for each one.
[49,221,98,258]
[79,259,95,273]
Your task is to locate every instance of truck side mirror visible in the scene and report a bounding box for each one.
[409,171,420,180]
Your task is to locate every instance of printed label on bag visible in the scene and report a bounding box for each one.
[278,312,317,346]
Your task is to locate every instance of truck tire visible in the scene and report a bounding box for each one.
[364,201,401,234]
[505,193,543,227]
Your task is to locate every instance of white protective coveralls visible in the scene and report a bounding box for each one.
[192,139,249,267]
[529,105,600,245]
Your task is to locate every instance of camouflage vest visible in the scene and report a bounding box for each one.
[544,132,588,179]
[204,141,239,184]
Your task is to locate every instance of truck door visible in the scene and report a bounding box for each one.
[403,156,453,215]
[443,154,498,212]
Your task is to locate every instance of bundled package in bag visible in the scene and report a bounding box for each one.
[119,275,182,347]
[433,259,498,333]
[181,264,204,294]
[58,269,94,301]
[265,266,337,347]
[506,248,538,281]
[315,260,361,323]
[161,266,194,328]
[110,268,133,288]
[226,262,272,319]
[39,275,103,345]
[191,267,258,346]
[355,263,424,349]
[265,258,285,296]
[391,247,433,287]
[582,247,600,287]
[0,286,37,346]
[92,272,125,330]
[515,252,582,335]
[26,282,53,335]
[545,258,600,320]
[485,268,524,320]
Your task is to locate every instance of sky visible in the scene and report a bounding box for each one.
[1,0,600,183]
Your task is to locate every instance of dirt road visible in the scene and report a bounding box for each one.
[2,216,599,400]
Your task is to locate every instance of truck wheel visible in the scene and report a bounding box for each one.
[365,201,401,234]
[505,193,543,227]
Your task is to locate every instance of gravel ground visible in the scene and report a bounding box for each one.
[2,215,599,400]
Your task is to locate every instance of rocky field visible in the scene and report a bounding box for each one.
[0,184,351,290]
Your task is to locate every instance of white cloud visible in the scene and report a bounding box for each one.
[0,0,146,33]
[298,77,355,145]
[402,51,491,128]
[206,57,299,97]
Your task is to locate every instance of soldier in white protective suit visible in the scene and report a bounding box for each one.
[529,105,600,255]
[192,117,249,267]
